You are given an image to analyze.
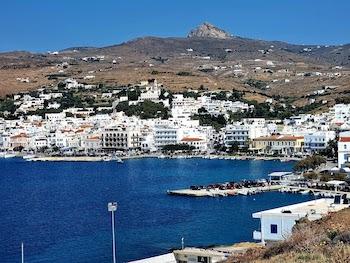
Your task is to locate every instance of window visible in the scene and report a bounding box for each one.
[270,224,278,234]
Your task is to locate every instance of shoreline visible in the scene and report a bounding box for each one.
[1,153,300,162]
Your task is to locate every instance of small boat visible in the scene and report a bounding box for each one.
[323,192,334,198]
[237,189,249,196]
[102,156,112,162]
[116,158,123,163]
[4,153,16,158]
[300,190,310,195]
[23,154,36,160]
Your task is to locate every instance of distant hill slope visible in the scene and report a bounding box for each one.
[63,35,349,66]
[0,22,349,106]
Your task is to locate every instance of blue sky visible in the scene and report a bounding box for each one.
[1,0,349,52]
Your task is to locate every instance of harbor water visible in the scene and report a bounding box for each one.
[0,158,314,262]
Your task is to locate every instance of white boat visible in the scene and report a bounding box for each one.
[102,156,112,161]
[323,192,334,198]
[116,157,123,163]
[300,190,310,195]
[4,153,16,158]
[237,189,249,196]
[23,154,36,160]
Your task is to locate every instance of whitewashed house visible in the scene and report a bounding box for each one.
[253,199,348,244]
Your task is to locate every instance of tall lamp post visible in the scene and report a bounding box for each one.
[108,202,118,263]
[21,242,24,263]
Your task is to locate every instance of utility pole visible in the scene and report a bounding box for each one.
[21,242,24,263]
[108,202,118,263]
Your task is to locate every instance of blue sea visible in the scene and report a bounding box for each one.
[0,158,314,263]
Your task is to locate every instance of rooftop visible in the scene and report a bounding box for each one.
[128,253,176,263]
[253,198,349,219]
[254,135,304,141]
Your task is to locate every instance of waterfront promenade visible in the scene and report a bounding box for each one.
[7,152,301,162]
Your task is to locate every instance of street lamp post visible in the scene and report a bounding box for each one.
[108,202,118,263]
[21,242,24,263]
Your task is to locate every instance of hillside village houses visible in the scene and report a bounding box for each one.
[0,78,349,164]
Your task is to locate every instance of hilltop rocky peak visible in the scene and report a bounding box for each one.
[187,22,233,39]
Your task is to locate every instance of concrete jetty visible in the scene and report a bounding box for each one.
[168,185,282,197]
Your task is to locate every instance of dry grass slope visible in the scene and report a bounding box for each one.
[226,208,350,263]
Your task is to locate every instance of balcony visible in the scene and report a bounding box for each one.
[253,230,261,240]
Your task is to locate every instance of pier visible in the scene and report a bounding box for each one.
[168,183,282,197]
[28,156,109,162]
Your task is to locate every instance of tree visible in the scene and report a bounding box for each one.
[319,138,338,159]
[115,100,170,119]
[162,144,195,152]
[13,146,24,152]
[191,113,227,131]
[0,99,17,113]
[228,141,239,153]
[294,155,326,172]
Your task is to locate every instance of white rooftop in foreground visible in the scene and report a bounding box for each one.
[253,198,348,219]
[127,248,228,263]
[252,198,349,243]
[128,253,176,263]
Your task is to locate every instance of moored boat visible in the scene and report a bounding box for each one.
[4,153,16,158]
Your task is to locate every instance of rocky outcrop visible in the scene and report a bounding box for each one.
[187,22,233,39]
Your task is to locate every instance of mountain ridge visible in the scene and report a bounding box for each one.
[0,22,349,106]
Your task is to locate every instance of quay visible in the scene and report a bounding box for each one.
[168,185,282,197]
[28,156,110,162]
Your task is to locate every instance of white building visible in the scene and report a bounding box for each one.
[330,104,350,124]
[253,198,348,244]
[199,95,249,116]
[81,135,101,152]
[304,131,335,153]
[338,131,350,168]
[154,123,179,150]
[128,248,228,263]
[180,136,208,152]
[224,124,268,148]
[45,112,66,122]
[171,94,201,119]
[101,125,140,151]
